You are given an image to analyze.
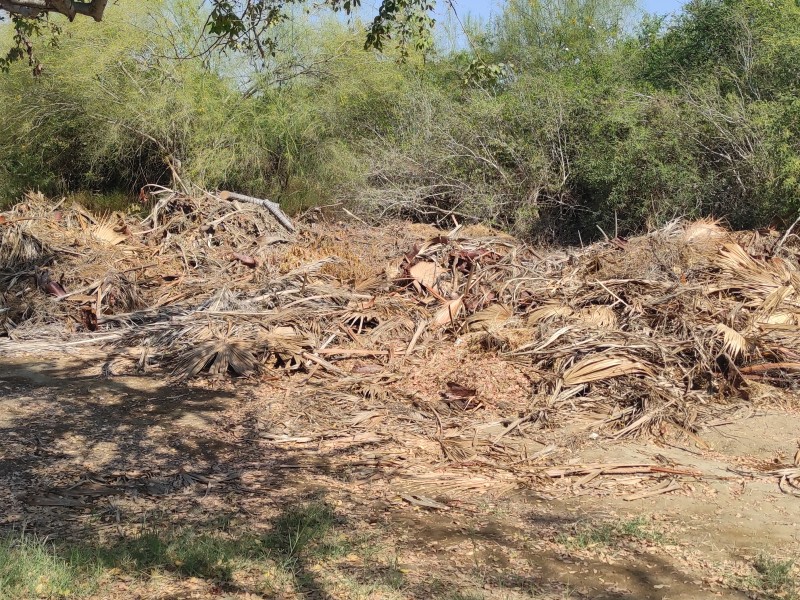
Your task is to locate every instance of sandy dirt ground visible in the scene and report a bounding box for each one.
[1,355,797,600]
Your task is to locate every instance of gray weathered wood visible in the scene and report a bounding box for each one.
[218,191,296,233]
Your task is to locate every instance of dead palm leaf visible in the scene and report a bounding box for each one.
[91,215,127,246]
[527,303,573,324]
[562,354,654,386]
[173,338,259,380]
[467,304,512,331]
[714,323,750,360]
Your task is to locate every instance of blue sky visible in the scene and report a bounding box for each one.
[445,0,686,18]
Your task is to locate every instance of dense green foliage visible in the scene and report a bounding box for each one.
[1,0,798,240]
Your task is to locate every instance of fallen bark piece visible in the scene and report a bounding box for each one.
[545,463,704,478]
[399,493,450,510]
[623,479,683,501]
[219,190,296,233]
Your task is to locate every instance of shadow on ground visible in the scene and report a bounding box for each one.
[0,357,755,599]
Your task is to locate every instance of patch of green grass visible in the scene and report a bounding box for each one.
[1,524,273,598]
[375,555,406,590]
[0,534,100,599]
[262,501,337,568]
[69,527,260,582]
[618,517,665,543]
[0,502,352,598]
[747,555,797,600]
[556,517,664,550]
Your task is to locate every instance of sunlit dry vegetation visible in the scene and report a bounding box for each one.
[2,2,800,599]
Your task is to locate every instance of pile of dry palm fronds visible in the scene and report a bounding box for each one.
[3,190,800,446]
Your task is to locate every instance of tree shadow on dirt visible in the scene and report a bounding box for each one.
[389,504,748,600]
[0,358,749,599]
[0,359,343,536]
[0,358,360,597]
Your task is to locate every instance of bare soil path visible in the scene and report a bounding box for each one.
[1,356,797,600]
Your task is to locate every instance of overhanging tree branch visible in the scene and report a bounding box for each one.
[1,0,440,73]
[0,0,108,21]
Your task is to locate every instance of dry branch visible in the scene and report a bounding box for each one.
[218,191,296,233]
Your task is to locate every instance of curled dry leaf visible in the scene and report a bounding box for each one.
[444,381,477,398]
[431,295,464,329]
[232,252,257,268]
[442,381,480,410]
[35,270,67,298]
[408,260,443,291]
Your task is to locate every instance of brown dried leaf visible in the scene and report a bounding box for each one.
[408,260,442,290]
[431,296,464,329]
[232,252,257,268]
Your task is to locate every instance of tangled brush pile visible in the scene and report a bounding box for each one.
[3,190,800,442]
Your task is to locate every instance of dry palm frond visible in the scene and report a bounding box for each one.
[0,222,48,267]
[716,242,760,272]
[466,304,512,331]
[353,275,386,293]
[575,305,617,330]
[101,272,144,313]
[172,338,260,380]
[713,244,797,305]
[681,217,727,245]
[759,284,793,314]
[368,316,416,340]
[91,215,127,246]
[527,303,573,324]
[562,354,654,386]
[262,328,311,358]
[714,323,750,360]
